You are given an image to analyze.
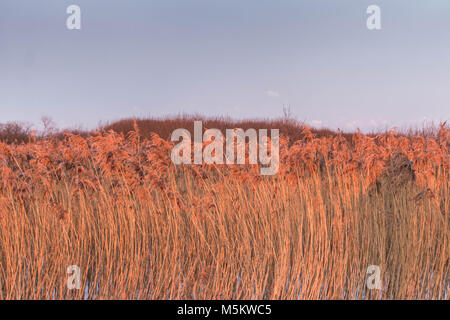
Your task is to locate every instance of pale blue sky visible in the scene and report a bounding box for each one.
[0,0,449,131]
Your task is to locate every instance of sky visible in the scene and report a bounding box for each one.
[0,0,449,132]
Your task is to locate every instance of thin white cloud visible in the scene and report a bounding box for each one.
[266,90,280,98]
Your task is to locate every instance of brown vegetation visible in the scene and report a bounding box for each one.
[101,116,348,143]
[0,119,448,299]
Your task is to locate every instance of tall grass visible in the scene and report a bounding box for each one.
[0,122,448,299]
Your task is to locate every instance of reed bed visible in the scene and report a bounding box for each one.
[0,123,448,299]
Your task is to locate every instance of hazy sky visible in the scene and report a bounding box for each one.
[0,0,449,131]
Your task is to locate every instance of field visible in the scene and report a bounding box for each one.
[0,119,448,299]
